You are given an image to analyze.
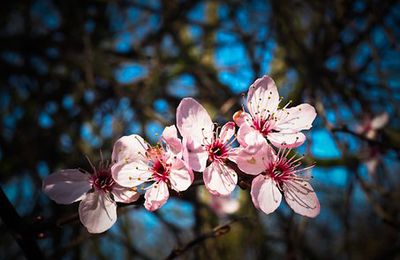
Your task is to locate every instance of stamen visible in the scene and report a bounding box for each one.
[215,163,236,188]
[282,99,293,110]
[134,136,151,151]
[201,127,212,146]
[85,155,97,174]
[283,182,317,209]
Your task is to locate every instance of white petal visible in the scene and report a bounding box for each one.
[233,110,252,127]
[237,124,266,151]
[111,134,148,164]
[144,181,169,211]
[112,161,152,187]
[371,112,389,130]
[43,169,91,204]
[203,162,237,196]
[112,184,140,203]
[79,192,117,233]
[162,125,182,156]
[182,136,208,172]
[236,144,274,175]
[247,76,280,117]
[283,180,320,218]
[169,159,193,192]
[236,152,264,175]
[250,175,282,214]
[267,131,306,148]
[275,104,317,132]
[227,147,241,163]
[176,98,214,144]
[218,121,236,144]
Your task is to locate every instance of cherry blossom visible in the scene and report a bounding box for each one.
[111,126,193,211]
[176,97,239,196]
[355,112,388,140]
[198,187,240,217]
[355,112,388,175]
[233,75,317,148]
[237,142,320,217]
[208,193,240,217]
[43,160,139,233]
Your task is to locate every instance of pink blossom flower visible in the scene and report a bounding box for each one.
[355,112,388,140]
[43,161,139,233]
[237,143,320,217]
[209,194,240,217]
[355,113,388,175]
[365,147,381,176]
[233,75,317,148]
[176,98,239,196]
[198,187,240,217]
[111,126,193,211]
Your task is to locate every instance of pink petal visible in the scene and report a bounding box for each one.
[78,192,117,233]
[237,143,274,175]
[247,76,280,117]
[111,134,148,164]
[283,180,320,218]
[169,159,193,192]
[371,112,389,130]
[210,195,240,216]
[176,97,213,144]
[267,132,306,148]
[233,110,252,127]
[112,161,152,187]
[182,136,208,172]
[42,169,91,204]
[162,125,182,155]
[236,152,264,175]
[237,124,266,151]
[227,147,241,163]
[203,162,237,196]
[144,181,169,211]
[275,104,317,132]
[112,184,140,203]
[366,130,377,140]
[366,158,379,175]
[250,175,282,214]
[219,121,236,144]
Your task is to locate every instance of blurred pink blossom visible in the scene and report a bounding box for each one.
[209,194,240,217]
[356,112,388,175]
[355,112,388,140]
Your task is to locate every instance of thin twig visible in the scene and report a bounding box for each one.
[165,217,249,260]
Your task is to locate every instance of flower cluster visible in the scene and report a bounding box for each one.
[43,75,320,233]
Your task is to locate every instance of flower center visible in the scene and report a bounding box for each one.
[264,160,292,185]
[152,160,170,183]
[207,140,227,162]
[92,169,115,192]
[253,118,272,136]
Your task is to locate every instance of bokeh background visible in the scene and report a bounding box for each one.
[1,0,400,259]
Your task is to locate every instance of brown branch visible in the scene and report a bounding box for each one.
[165,217,248,260]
